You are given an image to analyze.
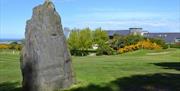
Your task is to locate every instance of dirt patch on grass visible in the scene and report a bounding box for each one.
[146,52,169,55]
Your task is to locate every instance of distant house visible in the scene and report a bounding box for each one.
[106,30,130,39]
[63,27,71,38]
[106,28,180,44]
[144,33,180,44]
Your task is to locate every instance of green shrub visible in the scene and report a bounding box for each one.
[70,49,89,56]
[170,43,180,48]
[110,34,145,50]
[68,28,110,56]
[148,38,168,49]
[96,43,116,56]
[125,35,145,46]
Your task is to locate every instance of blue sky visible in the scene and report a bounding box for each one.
[0,0,180,39]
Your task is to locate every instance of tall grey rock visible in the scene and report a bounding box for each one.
[20,1,74,91]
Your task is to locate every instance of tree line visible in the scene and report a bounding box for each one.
[1,28,179,55]
[67,28,112,56]
[67,28,171,56]
[0,41,22,50]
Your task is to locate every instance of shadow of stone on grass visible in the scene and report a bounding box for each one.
[153,62,180,71]
[0,82,21,91]
[70,73,180,91]
[1,73,179,91]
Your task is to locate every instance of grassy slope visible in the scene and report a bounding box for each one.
[0,49,180,91]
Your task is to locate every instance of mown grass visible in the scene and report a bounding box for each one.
[0,49,180,91]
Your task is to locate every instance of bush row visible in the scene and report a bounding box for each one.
[0,44,22,50]
[169,43,180,48]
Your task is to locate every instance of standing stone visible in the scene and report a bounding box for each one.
[20,1,74,91]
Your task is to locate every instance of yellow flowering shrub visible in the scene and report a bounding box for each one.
[118,40,162,53]
[0,44,22,50]
[0,44,10,49]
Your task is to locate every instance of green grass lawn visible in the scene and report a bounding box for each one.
[0,49,180,91]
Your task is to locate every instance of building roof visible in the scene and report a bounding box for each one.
[105,28,180,43]
[106,30,130,36]
[144,33,180,43]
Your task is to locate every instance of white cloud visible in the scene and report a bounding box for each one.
[74,11,179,20]
[62,8,180,32]
[65,18,180,32]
